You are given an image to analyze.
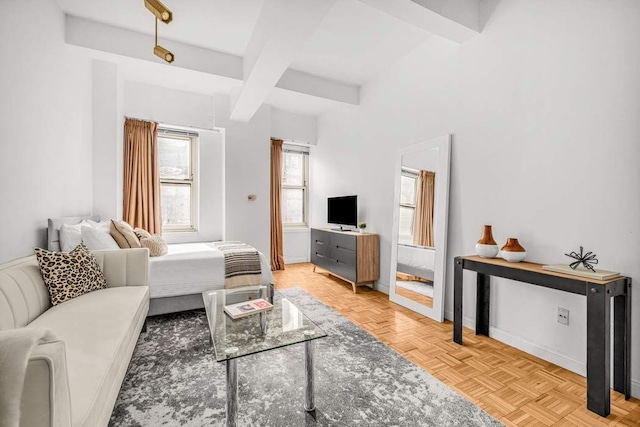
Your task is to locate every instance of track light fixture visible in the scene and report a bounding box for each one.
[147,1,175,64]
[145,0,172,24]
[154,45,174,63]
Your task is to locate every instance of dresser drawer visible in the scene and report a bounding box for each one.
[311,251,332,270]
[330,232,357,251]
[331,259,357,282]
[329,244,356,267]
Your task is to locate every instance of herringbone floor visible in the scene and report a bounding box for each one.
[273,263,640,426]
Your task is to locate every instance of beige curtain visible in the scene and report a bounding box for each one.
[123,118,162,234]
[270,139,285,271]
[413,170,435,247]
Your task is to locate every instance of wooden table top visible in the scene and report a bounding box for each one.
[460,255,624,286]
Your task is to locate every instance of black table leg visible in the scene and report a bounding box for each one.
[586,284,611,417]
[613,279,631,398]
[476,273,490,336]
[454,258,463,344]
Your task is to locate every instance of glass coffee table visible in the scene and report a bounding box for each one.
[202,286,327,427]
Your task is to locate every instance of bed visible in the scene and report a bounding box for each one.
[47,216,273,316]
[396,243,435,281]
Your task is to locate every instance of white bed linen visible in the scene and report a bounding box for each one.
[148,242,273,298]
[397,244,436,280]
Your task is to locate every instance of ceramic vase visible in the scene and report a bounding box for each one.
[500,238,527,262]
[475,225,499,258]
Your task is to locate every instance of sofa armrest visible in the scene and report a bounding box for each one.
[92,248,149,288]
[20,340,71,427]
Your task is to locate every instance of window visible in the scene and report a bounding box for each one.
[399,168,417,241]
[281,144,309,226]
[158,128,198,232]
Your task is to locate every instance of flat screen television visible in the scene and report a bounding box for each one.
[328,195,357,229]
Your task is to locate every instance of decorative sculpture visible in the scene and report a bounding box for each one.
[565,246,598,272]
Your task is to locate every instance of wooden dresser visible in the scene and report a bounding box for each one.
[310,228,379,293]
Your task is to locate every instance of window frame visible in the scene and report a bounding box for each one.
[158,128,199,233]
[399,168,418,241]
[281,146,309,228]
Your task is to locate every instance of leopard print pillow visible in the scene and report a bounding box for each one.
[34,244,108,306]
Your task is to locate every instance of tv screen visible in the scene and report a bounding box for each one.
[328,196,357,226]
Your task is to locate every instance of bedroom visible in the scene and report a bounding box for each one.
[1,0,639,426]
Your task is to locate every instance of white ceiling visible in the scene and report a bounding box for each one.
[56,0,443,116]
[290,0,429,85]
[56,0,266,56]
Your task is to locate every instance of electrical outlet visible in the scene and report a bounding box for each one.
[558,308,569,326]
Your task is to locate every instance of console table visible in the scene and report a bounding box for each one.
[453,255,631,417]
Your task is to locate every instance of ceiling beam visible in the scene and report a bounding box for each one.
[64,15,357,114]
[229,0,337,122]
[358,0,480,44]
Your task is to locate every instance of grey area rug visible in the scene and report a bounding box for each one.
[110,288,502,426]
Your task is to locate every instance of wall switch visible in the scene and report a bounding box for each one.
[558,308,569,326]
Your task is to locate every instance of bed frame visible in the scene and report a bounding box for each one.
[47,216,273,317]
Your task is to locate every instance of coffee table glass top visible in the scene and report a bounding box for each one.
[203,286,327,362]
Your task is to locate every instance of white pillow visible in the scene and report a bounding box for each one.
[59,222,85,252]
[81,225,120,250]
[85,219,111,232]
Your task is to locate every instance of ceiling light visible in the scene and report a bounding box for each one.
[154,45,174,63]
[145,0,172,24]
[150,14,174,64]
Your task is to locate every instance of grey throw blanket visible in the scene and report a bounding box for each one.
[212,242,262,289]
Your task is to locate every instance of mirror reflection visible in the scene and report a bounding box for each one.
[394,148,439,308]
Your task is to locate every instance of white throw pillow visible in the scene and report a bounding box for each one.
[59,222,85,252]
[81,225,120,250]
[85,219,111,232]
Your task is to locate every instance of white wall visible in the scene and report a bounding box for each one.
[0,0,92,263]
[123,80,215,130]
[214,95,272,257]
[283,228,310,264]
[92,60,121,221]
[271,108,318,145]
[312,0,640,394]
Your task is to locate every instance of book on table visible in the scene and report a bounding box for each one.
[542,264,621,281]
[224,298,273,319]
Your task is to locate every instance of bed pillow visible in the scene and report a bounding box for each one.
[110,220,142,249]
[34,244,108,306]
[140,235,168,257]
[59,222,85,252]
[134,227,152,240]
[81,225,120,250]
[85,219,111,232]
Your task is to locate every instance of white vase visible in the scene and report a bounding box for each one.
[359,228,364,234]
[475,225,498,258]
[476,243,499,258]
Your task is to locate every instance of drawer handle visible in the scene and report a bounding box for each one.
[316,240,324,245]
[316,253,325,258]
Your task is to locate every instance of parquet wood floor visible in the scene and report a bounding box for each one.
[273,263,640,426]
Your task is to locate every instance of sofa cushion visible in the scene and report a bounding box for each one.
[34,244,107,306]
[27,286,149,427]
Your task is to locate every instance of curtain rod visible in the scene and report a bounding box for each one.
[125,116,220,133]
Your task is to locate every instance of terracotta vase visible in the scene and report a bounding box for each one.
[500,238,527,262]
[475,225,499,258]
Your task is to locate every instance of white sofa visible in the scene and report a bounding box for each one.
[0,248,149,427]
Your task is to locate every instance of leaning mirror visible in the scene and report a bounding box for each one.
[389,135,451,322]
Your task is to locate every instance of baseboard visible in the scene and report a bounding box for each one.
[284,257,309,264]
[376,282,389,295]
[444,310,585,375]
[444,310,640,398]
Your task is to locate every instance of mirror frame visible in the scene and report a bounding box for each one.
[389,134,451,322]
